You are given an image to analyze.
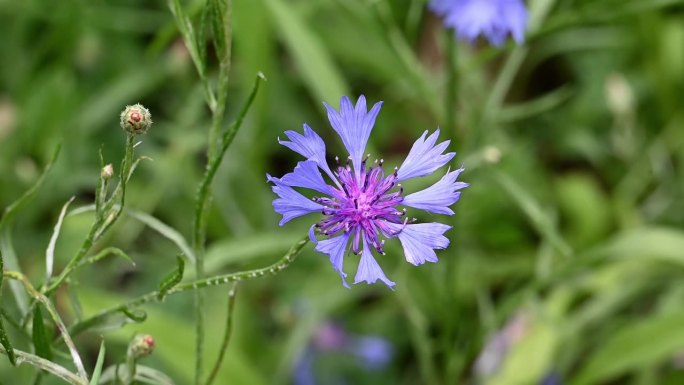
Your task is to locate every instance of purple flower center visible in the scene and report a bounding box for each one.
[314,157,407,255]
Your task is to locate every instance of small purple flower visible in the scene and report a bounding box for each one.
[268,95,467,288]
[351,336,393,370]
[429,0,528,46]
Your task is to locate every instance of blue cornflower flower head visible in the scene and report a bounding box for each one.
[267,95,468,289]
[429,0,528,46]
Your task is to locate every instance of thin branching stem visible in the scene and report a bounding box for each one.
[205,282,238,385]
[192,71,263,384]
[69,237,307,340]
[45,135,136,296]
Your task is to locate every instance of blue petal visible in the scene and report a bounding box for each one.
[396,129,455,181]
[503,0,528,44]
[308,224,318,244]
[385,222,451,266]
[278,124,336,181]
[324,95,382,175]
[354,236,395,288]
[267,175,322,226]
[402,167,468,215]
[281,160,334,196]
[429,0,528,46]
[315,232,351,288]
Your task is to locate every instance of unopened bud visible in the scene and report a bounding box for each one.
[120,103,152,135]
[101,164,114,180]
[605,73,634,117]
[483,146,502,164]
[128,334,155,359]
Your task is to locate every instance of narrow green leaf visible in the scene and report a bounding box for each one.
[135,365,176,385]
[0,143,61,230]
[122,308,148,324]
[0,252,16,366]
[128,210,196,263]
[45,196,75,280]
[89,341,106,385]
[32,307,53,361]
[209,0,231,67]
[497,85,575,123]
[589,227,684,266]
[168,0,216,110]
[78,247,135,268]
[0,232,28,314]
[488,321,557,385]
[158,256,185,300]
[264,0,348,102]
[573,310,684,385]
[493,171,572,257]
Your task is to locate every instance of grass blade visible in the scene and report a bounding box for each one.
[264,0,348,102]
[0,143,61,230]
[0,250,16,365]
[89,341,106,385]
[32,307,53,361]
[127,210,196,264]
[45,196,75,280]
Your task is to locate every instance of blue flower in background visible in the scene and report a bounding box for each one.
[293,322,394,385]
[268,95,467,288]
[429,0,528,46]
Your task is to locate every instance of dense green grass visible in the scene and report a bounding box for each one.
[1,0,684,384]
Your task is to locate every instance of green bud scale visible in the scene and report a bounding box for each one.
[120,103,152,134]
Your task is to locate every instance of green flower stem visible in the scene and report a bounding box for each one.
[445,32,458,138]
[96,133,136,239]
[45,134,136,297]
[192,72,263,385]
[206,0,233,163]
[205,282,238,385]
[69,236,308,340]
[0,346,86,385]
[3,272,88,380]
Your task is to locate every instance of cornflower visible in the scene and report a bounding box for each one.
[429,0,528,46]
[267,96,467,288]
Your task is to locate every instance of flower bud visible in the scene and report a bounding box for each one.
[128,334,155,359]
[120,103,152,135]
[101,164,114,180]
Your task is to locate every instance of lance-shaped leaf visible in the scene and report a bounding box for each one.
[157,256,185,300]
[0,252,16,365]
[32,307,53,361]
[89,340,106,385]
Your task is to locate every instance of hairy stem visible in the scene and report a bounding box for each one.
[192,70,262,385]
[205,282,238,385]
[69,236,308,339]
[45,134,135,296]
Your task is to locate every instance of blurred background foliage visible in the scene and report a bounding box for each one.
[1,0,684,384]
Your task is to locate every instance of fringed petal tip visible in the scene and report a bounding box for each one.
[385,222,451,266]
[315,232,352,288]
[324,95,383,174]
[268,177,323,226]
[397,128,455,181]
[402,167,468,215]
[353,237,396,289]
